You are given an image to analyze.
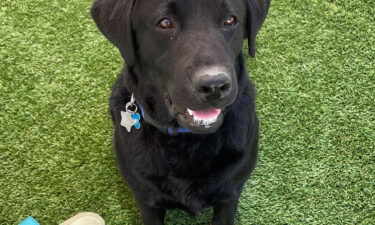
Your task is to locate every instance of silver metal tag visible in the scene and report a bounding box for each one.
[120,110,136,132]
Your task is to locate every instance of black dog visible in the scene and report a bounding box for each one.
[91,0,270,224]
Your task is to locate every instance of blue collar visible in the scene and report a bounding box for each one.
[138,104,191,135]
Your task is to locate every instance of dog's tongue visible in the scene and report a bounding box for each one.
[189,108,221,120]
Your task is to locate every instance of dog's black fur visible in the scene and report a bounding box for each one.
[91,0,270,224]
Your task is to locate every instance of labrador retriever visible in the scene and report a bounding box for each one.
[91,0,270,224]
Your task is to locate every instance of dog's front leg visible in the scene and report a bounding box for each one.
[136,199,166,225]
[211,197,239,225]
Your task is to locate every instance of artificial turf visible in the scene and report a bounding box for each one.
[0,0,374,224]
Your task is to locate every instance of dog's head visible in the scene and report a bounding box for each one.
[92,0,270,134]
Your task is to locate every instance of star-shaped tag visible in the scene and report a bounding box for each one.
[121,111,136,132]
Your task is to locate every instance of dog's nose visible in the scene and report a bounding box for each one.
[193,69,232,103]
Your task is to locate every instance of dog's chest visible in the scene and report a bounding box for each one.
[142,144,243,214]
[154,169,237,215]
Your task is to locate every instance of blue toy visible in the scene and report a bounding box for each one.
[19,217,40,225]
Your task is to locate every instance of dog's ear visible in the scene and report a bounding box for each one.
[91,0,136,67]
[245,0,270,57]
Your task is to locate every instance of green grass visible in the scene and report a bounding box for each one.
[1,0,374,224]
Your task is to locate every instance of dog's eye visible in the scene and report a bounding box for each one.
[224,16,237,26]
[157,18,174,29]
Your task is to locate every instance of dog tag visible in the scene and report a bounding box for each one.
[120,94,141,132]
[121,111,137,132]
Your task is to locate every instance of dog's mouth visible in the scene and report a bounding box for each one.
[183,108,221,126]
[166,96,224,134]
[177,107,224,133]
